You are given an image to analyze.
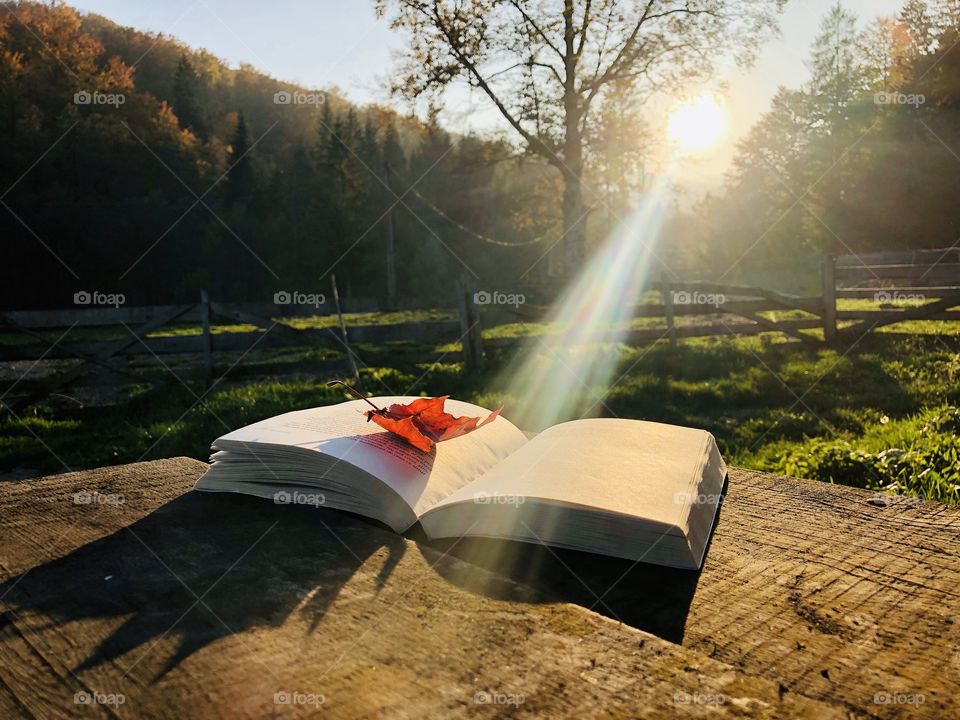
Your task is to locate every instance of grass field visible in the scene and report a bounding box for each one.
[2,309,959,504]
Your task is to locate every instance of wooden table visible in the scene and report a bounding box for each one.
[0,458,957,718]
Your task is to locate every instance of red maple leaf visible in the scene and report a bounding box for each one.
[328,381,502,453]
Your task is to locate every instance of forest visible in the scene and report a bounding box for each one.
[1,1,568,309]
[684,0,960,288]
[2,0,960,304]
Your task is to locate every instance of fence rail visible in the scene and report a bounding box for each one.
[826,247,960,337]
[3,247,960,410]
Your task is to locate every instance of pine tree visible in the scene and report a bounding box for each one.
[900,0,937,54]
[808,2,864,136]
[173,54,208,139]
[225,112,254,206]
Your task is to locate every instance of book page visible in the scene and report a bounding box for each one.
[213,397,528,516]
[424,418,718,533]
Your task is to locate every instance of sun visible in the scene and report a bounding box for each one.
[666,93,729,157]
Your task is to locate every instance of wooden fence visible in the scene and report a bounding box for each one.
[2,248,958,410]
[825,247,960,339]
[0,291,464,412]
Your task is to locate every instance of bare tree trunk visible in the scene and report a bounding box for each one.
[561,163,585,276]
[561,0,585,277]
[384,162,397,308]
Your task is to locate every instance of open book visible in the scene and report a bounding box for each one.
[195,398,727,569]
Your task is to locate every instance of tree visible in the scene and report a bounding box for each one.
[375,0,786,275]
[899,0,938,54]
[225,112,254,205]
[802,2,869,252]
[380,115,406,304]
[173,53,209,139]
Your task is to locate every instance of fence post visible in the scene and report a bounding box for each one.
[331,274,360,383]
[200,289,212,384]
[457,278,484,373]
[661,273,677,348]
[384,161,397,310]
[820,254,837,343]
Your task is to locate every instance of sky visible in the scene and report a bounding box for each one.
[67,0,906,195]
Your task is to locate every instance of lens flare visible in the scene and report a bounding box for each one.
[496,179,670,432]
[666,93,728,157]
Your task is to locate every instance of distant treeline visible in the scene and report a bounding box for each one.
[675,0,960,287]
[5,1,959,309]
[0,2,561,310]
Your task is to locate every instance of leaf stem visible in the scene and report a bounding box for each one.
[326,380,383,413]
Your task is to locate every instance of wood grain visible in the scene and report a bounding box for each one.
[0,458,955,718]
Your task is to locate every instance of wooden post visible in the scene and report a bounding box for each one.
[384,161,397,309]
[457,278,484,373]
[820,254,837,343]
[661,273,677,348]
[331,274,360,382]
[200,289,213,385]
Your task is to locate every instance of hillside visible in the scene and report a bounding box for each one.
[0,1,556,309]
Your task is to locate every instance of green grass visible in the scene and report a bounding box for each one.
[2,314,959,505]
[752,406,960,503]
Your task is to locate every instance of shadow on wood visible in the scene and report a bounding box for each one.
[0,479,716,682]
[410,478,728,644]
[0,492,407,681]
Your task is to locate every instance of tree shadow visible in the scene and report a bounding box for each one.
[412,476,728,644]
[0,492,405,681]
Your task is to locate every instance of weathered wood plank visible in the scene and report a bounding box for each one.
[821,254,837,342]
[835,286,960,299]
[840,292,960,336]
[0,459,844,719]
[0,322,462,362]
[1,317,826,364]
[0,300,440,329]
[837,309,960,320]
[1,305,206,329]
[732,309,821,346]
[513,298,824,322]
[440,469,960,720]
[835,248,960,268]
[834,264,960,283]
[6,305,195,411]
[485,319,824,349]
[656,282,824,315]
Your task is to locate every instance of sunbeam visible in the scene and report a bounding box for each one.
[497,178,671,432]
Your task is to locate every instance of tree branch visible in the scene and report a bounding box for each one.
[576,0,593,57]
[507,0,565,61]
[427,4,562,167]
